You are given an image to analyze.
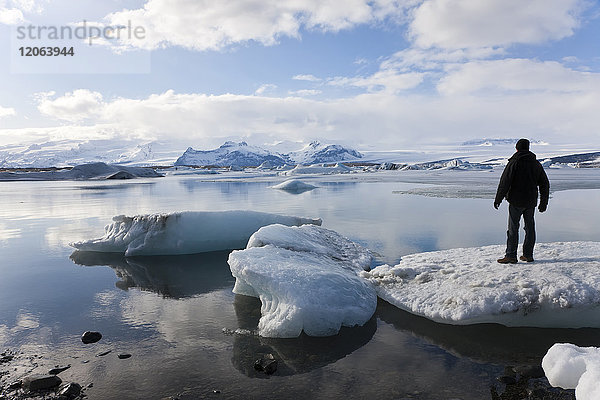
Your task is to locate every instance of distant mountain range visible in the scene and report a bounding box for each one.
[174,141,363,167]
[461,138,546,146]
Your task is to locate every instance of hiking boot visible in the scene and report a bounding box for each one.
[497,256,517,264]
[520,255,534,262]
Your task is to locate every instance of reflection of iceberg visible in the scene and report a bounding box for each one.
[70,211,322,256]
[228,224,375,337]
[231,294,377,377]
[364,242,600,328]
[70,250,235,298]
[376,299,600,365]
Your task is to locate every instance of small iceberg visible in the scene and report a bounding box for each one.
[71,211,322,256]
[271,179,316,193]
[228,224,376,338]
[363,241,600,328]
[543,343,600,399]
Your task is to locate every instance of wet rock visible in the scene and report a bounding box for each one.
[96,350,112,357]
[0,355,13,364]
[118,353,132,359]
[254,354,278,375]
[497,375,517,385]
[514,365,545,379]
[81,331,102,344]
[48,364,71,375]
[58,382,82,398]
[22,374,62,390]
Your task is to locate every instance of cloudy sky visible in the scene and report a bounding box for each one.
[0,0,599,151]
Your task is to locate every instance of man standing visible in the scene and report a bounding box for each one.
[494,138,550,264]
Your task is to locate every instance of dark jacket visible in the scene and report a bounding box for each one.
[495,150,549,209]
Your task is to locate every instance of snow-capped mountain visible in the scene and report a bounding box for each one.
[0,139,179,168]
[288,141,363,165]
[174,141,288,167]
[461,138,547,147]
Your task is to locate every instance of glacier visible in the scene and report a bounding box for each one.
[543,343,600,400]
[70,211,322,256]
[228,224,376,338]
[363,241,600,328]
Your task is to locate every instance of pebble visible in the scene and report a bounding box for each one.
[48,364,71,375]
[118,353,132,359]
[58,382,82,398]
[81,331,102,344]
[254,354,278,375]
[96,350,112,357]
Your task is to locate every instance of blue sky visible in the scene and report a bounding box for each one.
[1,0,599,151]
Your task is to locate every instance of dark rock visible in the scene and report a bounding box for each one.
[81,331,102,344]
[87,383,94,388]
[48,364,71,375]
[254,354,278,375]
[117,353,132,359]
[0,355,13,364]
[7,380,22,390]
[96,350,112,357]
[515,365,545,379]
[497,375,517,385]
[22,374,62,390]
[58,382,82,398]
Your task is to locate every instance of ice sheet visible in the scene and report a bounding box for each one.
[363,241,600,327]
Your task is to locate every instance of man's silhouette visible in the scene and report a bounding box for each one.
[494,139,550,263]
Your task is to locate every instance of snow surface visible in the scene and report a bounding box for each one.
[543,343,600,400]
[228,224,376,338]
[0,162,162,181]
[363,242,600,327]
[271,179,316,192]
[281,163,353,176]
[71,211,322,256]
[174,141,288,167]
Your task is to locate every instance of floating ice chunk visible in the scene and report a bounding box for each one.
[71,211,322,256]
[363,242,600,327]
[228,224,375,338]
[543,343,600,399]
[271,179,316,193]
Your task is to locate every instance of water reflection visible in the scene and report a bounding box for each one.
[231,294,377,377]
[377,298,600,365]
[70,250,235,298]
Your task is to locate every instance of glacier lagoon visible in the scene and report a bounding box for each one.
[2,169,600,399]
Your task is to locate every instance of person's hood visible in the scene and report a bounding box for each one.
[508,150,537,162]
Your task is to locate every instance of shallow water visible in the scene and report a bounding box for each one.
[1,170,600,399]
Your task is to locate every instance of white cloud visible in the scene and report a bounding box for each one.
[329,69,425,93]
[0,105,16,118]
[101,0,414,51]
[37,89,104,122]
[0,7,24,24]
[288,89,322,96]
[292,74,321,82]
[438,59,600,95]
[254,84,277,95]
[410,0,585,49]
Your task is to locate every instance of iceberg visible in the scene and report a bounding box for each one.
[271,179,316,193]
[543,343,600,400]
[228,224,375,338]
[71,211,322,256]
[363,242,600,327]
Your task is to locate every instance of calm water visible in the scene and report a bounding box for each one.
[2,171,600,399]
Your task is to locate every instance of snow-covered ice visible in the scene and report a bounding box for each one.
[363,242,600,327]
[281,163,353,176]
[543,343,600,400]
[71,211,322,256]
[271,179,316,193]
[228,224,376,338]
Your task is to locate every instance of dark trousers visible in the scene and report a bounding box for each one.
[505,204,536,258]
